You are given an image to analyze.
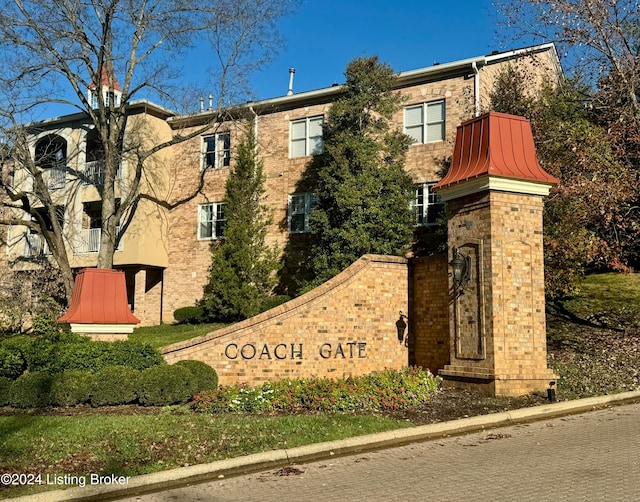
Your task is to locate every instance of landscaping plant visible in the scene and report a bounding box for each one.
[192,367,442,414]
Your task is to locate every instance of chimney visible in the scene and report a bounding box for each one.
[199,96,204,112]
[287,68,296,96]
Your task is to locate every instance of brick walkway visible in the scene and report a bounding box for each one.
[125,402,640,502]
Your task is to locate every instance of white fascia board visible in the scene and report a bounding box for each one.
[436,175,555,202]
[69,323,137,334]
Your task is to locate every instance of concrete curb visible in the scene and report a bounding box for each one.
[16,390,640,502]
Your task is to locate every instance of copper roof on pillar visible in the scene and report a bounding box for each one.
[57,268,139,325]
[434,111,559,190]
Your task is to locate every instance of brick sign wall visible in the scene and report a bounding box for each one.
[162,255,410,386]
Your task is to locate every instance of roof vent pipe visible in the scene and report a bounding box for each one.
[199,96,204,112]
[287,68,295,96]
[208,94,213,111]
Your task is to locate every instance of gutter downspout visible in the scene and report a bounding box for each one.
[472,61,480,117]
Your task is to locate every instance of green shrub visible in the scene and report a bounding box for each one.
[0,346,26,379]
[50,370,95,407]
[259,295,291,313]
[91,366,139,407]
[0,377,12,406]
[137,364,196,406]
[174,360,218,394]
[51,340,164,375]
[173,306,205,324]
[103,341,165,371]
[54,342,112,373]
[11,332,89,374]
[9,372,53,408]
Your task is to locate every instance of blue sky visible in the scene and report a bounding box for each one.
[248,0,502,100]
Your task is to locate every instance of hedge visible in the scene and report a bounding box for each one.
[49,370,95,407]
[0,346,26,380]
[137,365,196,406]
[173,306,205,324]
[9,372,53,408]
[0,377,12,406]
[91,366,139,407]
[174,360,218,394]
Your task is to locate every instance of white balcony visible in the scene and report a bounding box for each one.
[22,232,50,258]
[83,160,122,186]
[77,226,123,254]
[46,166,67,190]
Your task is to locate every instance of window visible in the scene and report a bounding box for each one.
[290,116,323,157]
[202,132,231,169]
[198,203,226,239]
[35,135,67,169]
[288,193,317,233]
[404,100,445,144]
[414,183,444,226]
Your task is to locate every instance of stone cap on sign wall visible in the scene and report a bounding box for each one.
[434,112,559,201]
[161,254,408,355]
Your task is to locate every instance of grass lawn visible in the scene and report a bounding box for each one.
[129,322,229,350]
[547,272,640,400]
[0,412,409,498]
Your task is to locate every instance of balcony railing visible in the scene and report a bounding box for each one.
[77,226,123,253]
[83,160,122,186]
[46,166,67,190]
[22,232,50,258]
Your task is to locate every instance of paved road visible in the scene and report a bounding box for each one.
[126,402,640,502]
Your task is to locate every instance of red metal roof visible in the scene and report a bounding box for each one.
[434,112,559,190]
[89,67,121,91]
[58,268,139,325]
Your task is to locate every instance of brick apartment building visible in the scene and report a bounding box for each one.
[0,43,561,326]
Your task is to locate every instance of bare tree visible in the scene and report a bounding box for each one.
[494,0,640,125]
[0,0,291,303]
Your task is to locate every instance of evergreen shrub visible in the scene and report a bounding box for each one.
[259,295,290,313]
[0,346,26,379]
[50,370,95,407]
[102,341,166,371]
[91,366,139,407]
[51,340,164,374]
[9,372,53,408]
[0,377,12,406]
[174,360,218,394]
[137,364,196,406]
[173,306,205,324]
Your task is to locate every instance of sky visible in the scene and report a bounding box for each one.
[38,0,517,118]
[246,0,504,101]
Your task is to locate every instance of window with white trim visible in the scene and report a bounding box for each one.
[288,193,317,233]
[198,202,226,239]
[413,183,444,226]
[202,132,231,170]
[290,116,324,157]
[404,100,446,144]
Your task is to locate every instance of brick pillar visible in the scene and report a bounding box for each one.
[432,112,559,396]
[437,187,557,396]
[133,268,164,326]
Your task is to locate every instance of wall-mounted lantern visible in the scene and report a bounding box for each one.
[450,247,471,293]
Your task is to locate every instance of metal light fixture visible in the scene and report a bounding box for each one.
[450,247,471,292]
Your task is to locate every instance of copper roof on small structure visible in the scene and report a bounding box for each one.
[434,111,559,190]
[58,268,139,325]
[89,67,121,91]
